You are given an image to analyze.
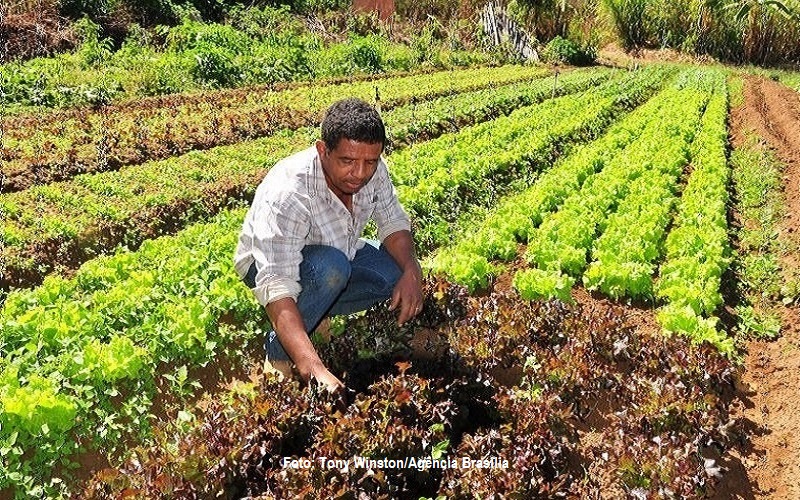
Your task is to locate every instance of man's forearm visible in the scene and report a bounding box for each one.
[265,297,326,379]
[382,230,422,279]
[382,229,424,324]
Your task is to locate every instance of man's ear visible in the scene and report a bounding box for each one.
[315,140,327,158]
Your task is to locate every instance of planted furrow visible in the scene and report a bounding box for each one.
[393,66,670,251]
[385,68,613,149]
[582,72,728,301]
[655,81,733,352]
[0,68,613,291]
[427,72,690,292]
[0,208,262,493]
[0,65,551,192]
[511,69,717,301]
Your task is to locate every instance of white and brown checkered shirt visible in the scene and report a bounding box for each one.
[234,146,411,306]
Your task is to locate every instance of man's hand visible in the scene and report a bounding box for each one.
[266,298,344,392]
[300,359,345,392]
[389,268,424,325]
[383,230,424,325]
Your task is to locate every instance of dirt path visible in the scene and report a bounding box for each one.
[717,75,800,499]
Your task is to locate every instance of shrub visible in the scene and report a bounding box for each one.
[315,34,387,76]
[166,19,251,54]
[189,43,243,87]
[541,35,596,65]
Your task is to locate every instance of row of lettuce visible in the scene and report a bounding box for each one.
[0,67,615,290]
[80,281,736,498]
[428,68,733,352]
[0,67,666,496]
[1,65,552,192]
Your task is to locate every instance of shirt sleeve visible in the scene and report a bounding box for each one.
[249,195,310,306]
[373,160,411,242]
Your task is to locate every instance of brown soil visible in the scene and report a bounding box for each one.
[714,75,800,499]
[597,43,719,68]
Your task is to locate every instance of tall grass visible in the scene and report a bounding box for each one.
[601,0,800,64]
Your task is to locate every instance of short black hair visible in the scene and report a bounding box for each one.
[320,98,386,151]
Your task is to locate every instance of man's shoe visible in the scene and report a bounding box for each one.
[264,359,294,380]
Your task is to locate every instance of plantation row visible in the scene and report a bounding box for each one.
[392,66,669,249]
[656,85,731,349]
[0,65,551,192]
[0,67,615,290]
[426,77,699,290]
[0,67,667,495]
[428,69,733,351]
[80,281,736,498]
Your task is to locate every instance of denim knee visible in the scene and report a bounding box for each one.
[300,245,351,295]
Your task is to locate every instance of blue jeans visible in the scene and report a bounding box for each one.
[244,242,402,362]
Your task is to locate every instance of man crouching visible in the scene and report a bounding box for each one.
[234,97,424,391]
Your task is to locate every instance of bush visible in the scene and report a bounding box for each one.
[315,34,387,75]
[225,5,304,42]
[166,19,251,54]
[541,35,596,65]
[189,43,243,87]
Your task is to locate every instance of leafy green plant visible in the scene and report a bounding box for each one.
[542,36,596,65]
[513,268,575,303]
[736,305,781,339]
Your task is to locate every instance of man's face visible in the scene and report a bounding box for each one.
[316,138,383,197]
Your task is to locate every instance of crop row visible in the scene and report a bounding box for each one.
[392,65,670,250]
[514,70,718,301]
[655,81,733,352]
[0,67,665,492]
[578,76,728,299]
[80,281,735,499]
[386,68,612,150]
[0,67,614,291]
[0,209,262,495]
[427,69,691,293]
[427,69,736,352]
[0,65,551,192]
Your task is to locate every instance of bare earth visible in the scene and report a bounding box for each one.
[714,76,800,499]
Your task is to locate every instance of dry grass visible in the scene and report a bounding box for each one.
[0,0,75,62]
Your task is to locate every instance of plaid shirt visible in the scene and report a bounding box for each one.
[234,146,411,306]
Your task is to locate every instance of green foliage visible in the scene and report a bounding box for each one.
[542,36,596,65]
[513,268,575,302]
[657,304,734,353]
[603,0,651,49]
[600,0,800,63]
[74,17,114,68]
[225,5,304,41]
[427,67,674,292]
[314,35,388,75]
[0,371,78,437]
[736,305,781,339]
[0,13,492,111]
[728,119,793,345]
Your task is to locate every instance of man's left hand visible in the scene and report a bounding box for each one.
[389,269,424,325]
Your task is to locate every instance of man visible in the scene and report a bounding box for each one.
[234,97,424,391]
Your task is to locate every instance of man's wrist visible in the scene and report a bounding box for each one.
[295,355,326,381]
[403,263,423,284]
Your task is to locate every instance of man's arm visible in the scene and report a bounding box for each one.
[382,229,424,325]
[265,298,343,389]
[243,188,342,390]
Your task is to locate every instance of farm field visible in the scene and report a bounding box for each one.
[1,62,800,498]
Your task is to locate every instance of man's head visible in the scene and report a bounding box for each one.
[316,98,386,198]
[320,97,387,152]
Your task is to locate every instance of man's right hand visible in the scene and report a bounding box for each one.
[267,298,344,392]
[307,364,345,393]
